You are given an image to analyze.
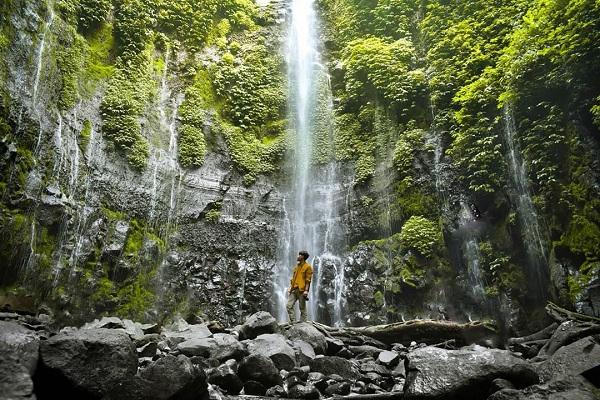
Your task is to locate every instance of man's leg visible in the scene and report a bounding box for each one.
[299,292,307,322]
[286,289,298,322]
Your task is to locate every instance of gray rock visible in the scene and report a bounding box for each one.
[137,341,158,358]
[377,350,400,367]
[38,328,137,398]
[164,322,212,345]
[489,378,516,394]
[287,383,320,399]
[361,360,391,376]
[247,333,296,371]
[122,319,144,339]
[325,337,345,355]
[349,344,384,358]
[82,316,125,330]
[404,345,539,399]
[265,384,287,397]
[538,335,600,382]
[324,381,351,396]
[308,356,361,380]
[293,340,316,366]
[392,360,406,378]
[208,359,243,394]
[238,354,283,388]
[243,380,267,395]
[140,323,160,335]
[103,220,129,259]
[112,354,208,400]
[239,311,278,340]
[178,337,217,357]
[336,347,354,359]
[285,323,327,354]
[0,321,39,399]
[487,376,598,400]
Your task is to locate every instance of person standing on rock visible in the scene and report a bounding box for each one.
[287,250,313,322]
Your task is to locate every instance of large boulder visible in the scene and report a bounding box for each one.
[207,359,244,395]
[247,333,296,371]
[488,376,598,400]
[308,356,361,380]
[108,355,208,400]
[178,337,216,357]
[178,333,246,361]
[138,355,208,400]
[238,354,283,388]
[0,321,39,399]
[284,323,327,354]
[36,328,137,398]
[404,345,539,399]
[239,311,278,340]
[537,335,600,382]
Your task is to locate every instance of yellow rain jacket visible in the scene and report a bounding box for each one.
[290,261,313,292]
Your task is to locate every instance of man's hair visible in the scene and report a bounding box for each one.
[299,250,310,261]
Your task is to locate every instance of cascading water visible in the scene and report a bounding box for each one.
[502,104,549,299]
[458,202,486,303]
[274,0,346,324]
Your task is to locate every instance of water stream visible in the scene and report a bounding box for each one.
[502,104,549,299]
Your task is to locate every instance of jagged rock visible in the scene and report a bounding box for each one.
[308,356,361,380]
[349,344,384,357]
[83,316,125,330]
[37,328,137,398]
[288,366,310,381]
[336,347,354,358]
[293,339,316,366]
[178,337,216,357]
[137,341,158,358]
[207,359,243,394]
[537,335,600,382]
[325,337,345,355]
[285,323,327,354]
[238,354,283,387]
[140,323,160,335]
[164,322,212,345]
[537,320,600,358]
[123,319,144,339]
[265,384,287,397]
[0,321,39,399]
[239,311,278,340]
[102,221,129,259]
[211,333,247,361]
[361,360,391,376]
[404,345,539,399]
[134,334,162,348]
[287,383,320,399]
[487,376,598,400]
[247,333,296,371]
[243,380,267,395]
[287,374,305,387]
[377,350,400,367]
[324,381,352,396]
[111,354,208,400]
[392,360,406,378]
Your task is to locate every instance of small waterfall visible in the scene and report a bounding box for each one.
[32,2,55,109]
[458,203,486,302]
[502,104,549,298]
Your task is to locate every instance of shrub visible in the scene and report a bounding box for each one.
[399,216,441,258]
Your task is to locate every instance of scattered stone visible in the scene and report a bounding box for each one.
[238,354,283,388]
[537,335,600,382]
[349,344,384,358]
[243,380,267,395]
[324,381,351,396]
[140,323,160,335]
[0,321,39,399]
[287,383,320,399]
[247,333,296,371]
[122,319,144,339]
[37,328,137,398]
[287,366,310,381]
[285,323,327,354]
[211,333,247,361]
[336,347,354,359]
[308,356,361,380]
[391,360,406,378]
[239,311,278,340]
[265,384,287,397]
[404,345,539,399]
[137,341,158,358]
[487,376,597,400]
[361,360,391,376]
[293,339,316,365]
[178,337,216,357]
[377,350,400,367]
[325,337,345,355]
[208,359,243,394]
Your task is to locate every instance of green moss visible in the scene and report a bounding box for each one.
[116,274,155,321]
[399,216,441,258]
[373,290,384,307]
[83,22,115,87]
[101,206,126,221]
[124,219,144,255]
[205,209,221,223]
[79,119,92,151]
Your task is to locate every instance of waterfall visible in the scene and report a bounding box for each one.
[275,0,345,324]
[458,202,486,302]
[502,104,549,299]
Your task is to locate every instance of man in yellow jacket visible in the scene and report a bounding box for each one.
[287,250,313,322]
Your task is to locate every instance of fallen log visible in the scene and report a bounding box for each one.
[508,322,558,345]
[310,319,497,347]
[546,302,600,324]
